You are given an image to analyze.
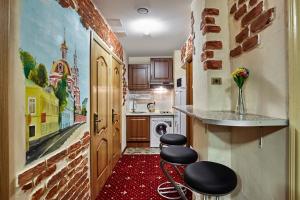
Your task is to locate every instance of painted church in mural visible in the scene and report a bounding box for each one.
[20,32,88,161]
[19,0,90,164]
[20,30,89,163]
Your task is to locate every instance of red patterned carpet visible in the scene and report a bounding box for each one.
[96,154,192,200]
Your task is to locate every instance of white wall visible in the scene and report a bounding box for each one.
[190,0,288,199]
[228,0,288,199]
[128,56,173,65]
[121,53,128,152]
[191,0,208,110]
[191,0,232,170]
[173,50,185,91]
[128,57,151,65]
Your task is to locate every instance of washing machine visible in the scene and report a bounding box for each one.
[150,116,174,147]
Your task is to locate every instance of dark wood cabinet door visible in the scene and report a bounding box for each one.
[128,64,150,90]
[150,58,173,84]
[126,116,150,147]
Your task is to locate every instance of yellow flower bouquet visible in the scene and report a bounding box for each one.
[232,67,249,115]
[232,67,250,88]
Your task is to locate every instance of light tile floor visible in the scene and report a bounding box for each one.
[124,147,160,155]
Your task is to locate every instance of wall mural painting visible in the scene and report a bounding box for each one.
[20,0,90,164]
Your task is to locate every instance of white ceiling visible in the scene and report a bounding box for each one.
[93,0,192,57]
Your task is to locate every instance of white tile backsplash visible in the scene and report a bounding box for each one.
[127,89,174,112]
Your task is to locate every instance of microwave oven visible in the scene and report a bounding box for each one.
[176,77,186,88]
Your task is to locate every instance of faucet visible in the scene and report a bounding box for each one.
[132,100,136,112]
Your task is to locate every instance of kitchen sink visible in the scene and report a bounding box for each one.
[130,111,147,114]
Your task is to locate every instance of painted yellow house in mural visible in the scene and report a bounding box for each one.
[25,79,59,150]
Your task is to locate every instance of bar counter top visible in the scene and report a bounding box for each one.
[173,105,289,127]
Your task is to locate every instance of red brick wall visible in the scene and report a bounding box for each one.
[200,8,223,70]
[17,132,91,200]
[57,0,124,60]
[229,0,275,57]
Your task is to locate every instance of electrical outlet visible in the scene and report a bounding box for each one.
[211,77,222,85]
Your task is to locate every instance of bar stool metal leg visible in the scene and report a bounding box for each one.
[171,164,184,179]
[159,142,164,150]
[159,160,188,200]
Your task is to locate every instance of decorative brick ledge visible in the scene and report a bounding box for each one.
[201,8,221,35]
[18,132,91,200]
[204,60,222,70]
[200,8,223,70]
[181,34,194,63]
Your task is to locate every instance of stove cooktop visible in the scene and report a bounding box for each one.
[160,111,172,114]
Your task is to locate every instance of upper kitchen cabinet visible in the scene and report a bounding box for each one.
[150,58,173,85]
[128,64,150,90]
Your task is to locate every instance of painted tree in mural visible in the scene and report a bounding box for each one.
[36,64,48,87]
[19,50,49,88]
[19,49,36,79]
[54,74,69,122]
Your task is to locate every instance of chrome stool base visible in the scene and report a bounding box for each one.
[157,181,187,200]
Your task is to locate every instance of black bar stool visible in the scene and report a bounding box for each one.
[158,146,198,199]
[159,134,187,150]
[184,161,238,200]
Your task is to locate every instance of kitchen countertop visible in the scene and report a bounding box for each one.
[126,111,174,116]
[173,105,288,127]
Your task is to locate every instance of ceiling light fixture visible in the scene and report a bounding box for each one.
[137,7,149,15]
[130,18,165,36]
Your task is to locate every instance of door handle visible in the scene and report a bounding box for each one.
[112,109,119,123]
[94,112,102,133]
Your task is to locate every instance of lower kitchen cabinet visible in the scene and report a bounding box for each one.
[126,116,150,147]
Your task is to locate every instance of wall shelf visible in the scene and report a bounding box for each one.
[173,105,289,127]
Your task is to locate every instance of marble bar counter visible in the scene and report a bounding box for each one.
[126,111,174,116]
[173,105,288,127]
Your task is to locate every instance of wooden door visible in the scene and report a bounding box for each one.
[126,116,150,147]
[128,64,150,90]
[90,37,112,199]
[186,60,193,147]
[150,58,173,84]
[111,58,121,167]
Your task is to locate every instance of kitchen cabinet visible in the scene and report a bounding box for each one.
[126,116,150,147]
[150,58,173,84]
[128,64,150,90]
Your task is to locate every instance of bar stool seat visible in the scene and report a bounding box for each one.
[160,146,198,165]
[184,161,237,196]
[158,146,198,199]
[160,134,187,146]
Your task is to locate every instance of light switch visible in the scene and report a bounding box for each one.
[211,77,222,85]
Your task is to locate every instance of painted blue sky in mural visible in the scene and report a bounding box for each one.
[20,0,90,103]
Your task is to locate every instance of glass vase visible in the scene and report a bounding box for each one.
[236,87,245,115]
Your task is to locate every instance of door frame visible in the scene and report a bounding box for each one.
[90,32,123,65]
[111,56,123,168]
[185,57,193,147]
[0,0,11,199]
[89,31,124,199]
[288,0,300,199]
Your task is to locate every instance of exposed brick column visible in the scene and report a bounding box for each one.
[57,0,124,61]
[200,8,223,70]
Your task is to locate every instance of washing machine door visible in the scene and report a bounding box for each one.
[155,123,167,136]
